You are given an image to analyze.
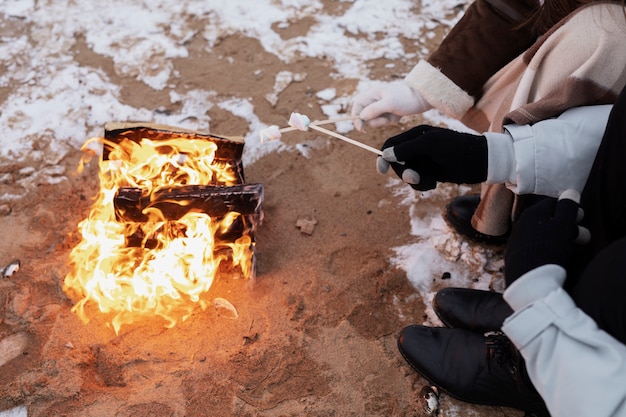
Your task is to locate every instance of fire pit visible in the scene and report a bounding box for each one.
[63,122,263,334]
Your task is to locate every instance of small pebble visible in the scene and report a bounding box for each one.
[2,259,20,278]
[0,203,11,216]
[419,385,440,416]
[296,216,318,235]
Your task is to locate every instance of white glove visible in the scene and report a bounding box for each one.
[350,81,432,131]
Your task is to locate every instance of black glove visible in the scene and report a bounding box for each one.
[377,125,488,191]
[504,190,589,285]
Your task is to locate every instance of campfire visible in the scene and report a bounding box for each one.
[63,122,263,334]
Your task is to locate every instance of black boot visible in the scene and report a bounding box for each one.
[444,194,509,246]
[398,325,549,416]
[433,287,513,333]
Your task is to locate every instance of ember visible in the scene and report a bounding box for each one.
[63,122,263,334]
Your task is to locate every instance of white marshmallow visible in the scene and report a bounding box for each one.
[259,125,282,143]
[288,112,310,131]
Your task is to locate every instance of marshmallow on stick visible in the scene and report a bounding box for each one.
[259,114,357,143]
[288,112,311,130]
[259,125,282,142]
[260,112,382,156]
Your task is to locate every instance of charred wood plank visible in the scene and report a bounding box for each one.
[124,219,258,249]
[103,122,246,182]
[103,122,244,162]
[114,184,264,223]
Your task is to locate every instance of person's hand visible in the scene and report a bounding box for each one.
[377,125,488,191]
[350,81,431,131]
[504,190,591,285]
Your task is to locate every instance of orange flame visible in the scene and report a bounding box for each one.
[64,136,254,334]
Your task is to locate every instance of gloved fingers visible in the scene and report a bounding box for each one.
[357,87,407,121]
[557,190,586,224]
[388,163,435,190]
[554,190,587,245]
[389,160,404,180]
[365,114,402,129]
[576,207,584,223]
[351,90,380,131]
[515,197,557,229]
[378,152,407,173]
[575,225,591,244]
[381,147,399,163]
[554,196,579,220]
[350,90,379,117]
[410,174,437,191]
[376,156,390,174]
[401,169,421,185]
[559,189,590,244]
[357,98,389,121]
[555,189,582,225]
[558,189,581,204]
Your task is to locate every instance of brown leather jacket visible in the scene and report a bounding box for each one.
[427,0,539,100]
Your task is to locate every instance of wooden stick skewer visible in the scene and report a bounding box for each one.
[261,114,381,156]
[307,124,383,156]
[311,115,359,125]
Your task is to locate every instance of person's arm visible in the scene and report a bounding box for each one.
[406,0,538,118]
[501,192,626,416]
[502,265,626,417]
[375,104,611,193]
[352,0,539,127]
[485,104,612,196]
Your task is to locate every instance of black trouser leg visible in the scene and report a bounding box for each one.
[577,84,626,266]
[567,85,626,342]
[570,237,626,344]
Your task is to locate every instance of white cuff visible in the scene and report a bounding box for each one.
[404,60,475,119]
[484,132,516,185]
[503,124,537,195]
[503,264,567,311]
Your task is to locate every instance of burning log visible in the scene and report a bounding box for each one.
[114,184,263,222]
[114,183,264,248]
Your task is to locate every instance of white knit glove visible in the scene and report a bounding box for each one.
[350,81,432,131]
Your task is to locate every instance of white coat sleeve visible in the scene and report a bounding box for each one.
[502,265,626,417]
[484,104,612,197]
